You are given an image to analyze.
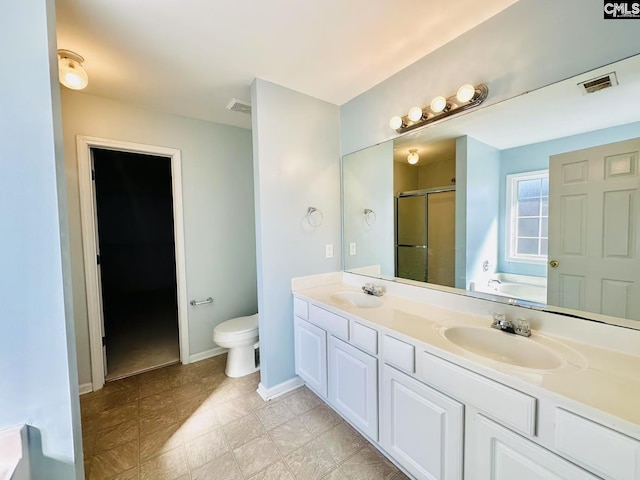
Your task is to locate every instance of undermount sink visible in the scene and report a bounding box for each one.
[330,291,383,308]
[442,326,563,370]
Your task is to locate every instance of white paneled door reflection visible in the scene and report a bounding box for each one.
[548,138,640,321]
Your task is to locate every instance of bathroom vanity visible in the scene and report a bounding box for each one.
[292,273,640,480]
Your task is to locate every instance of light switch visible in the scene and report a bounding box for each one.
[349,242,357,256]
[325,244,334,259]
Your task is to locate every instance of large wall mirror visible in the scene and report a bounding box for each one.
[342,53,640,330]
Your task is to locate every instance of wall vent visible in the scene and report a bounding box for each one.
[578,72,618,95]
[226,98,252,115]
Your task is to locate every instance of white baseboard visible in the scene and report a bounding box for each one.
[257,377,304,402]
[189,346,228,364]
[79,383,93,395]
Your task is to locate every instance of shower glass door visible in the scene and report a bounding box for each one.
[396,189,456,286]
[396,195,427,282]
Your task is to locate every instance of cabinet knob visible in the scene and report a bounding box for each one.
[549,260,559,268]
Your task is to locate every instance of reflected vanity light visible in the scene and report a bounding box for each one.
[390,83,488,134]
[407,149,419,165]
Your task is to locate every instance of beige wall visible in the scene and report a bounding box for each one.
[61,90,256,386]
[417,156,456,189]
[393,162,418,195]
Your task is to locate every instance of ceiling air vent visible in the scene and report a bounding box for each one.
[226,98,252,115]
[578,72,618,94]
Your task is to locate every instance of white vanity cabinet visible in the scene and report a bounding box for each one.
[293,298,379,439]
[292,292,640,480]
[381,364,463,480]
[328,336,378,440]
[469,414,599,480]
[293,317,327,398]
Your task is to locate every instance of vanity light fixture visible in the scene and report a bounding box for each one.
[390,83,488,134]
[407,149,419,165]
[58,49,89,90]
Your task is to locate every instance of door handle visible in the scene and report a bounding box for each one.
[549,260,559,268]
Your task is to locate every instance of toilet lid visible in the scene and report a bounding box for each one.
[214,313,259,335]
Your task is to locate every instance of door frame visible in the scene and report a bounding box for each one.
[77,135,189,391]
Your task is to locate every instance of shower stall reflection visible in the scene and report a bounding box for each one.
[396,188,456,286]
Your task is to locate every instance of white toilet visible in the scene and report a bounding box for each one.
[213,313,259,378]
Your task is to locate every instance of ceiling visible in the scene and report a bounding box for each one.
[55,0,518,129]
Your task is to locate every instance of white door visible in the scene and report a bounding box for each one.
[91,155,108,376]
[328,336,378,440]
[294,317,327,398]
[381,364,463,480]
[548,138,640,320]
[471,414,598,480]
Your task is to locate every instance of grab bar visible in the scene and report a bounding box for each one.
[190,297,213,306]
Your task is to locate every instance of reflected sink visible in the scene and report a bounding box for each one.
[443,326,563,370]
[330,291,383,308]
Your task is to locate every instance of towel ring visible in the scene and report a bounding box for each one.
[306,207,323,228]
[364,208,376,226]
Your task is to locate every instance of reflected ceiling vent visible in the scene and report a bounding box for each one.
[578,72,618,95]
[226,98,252,114]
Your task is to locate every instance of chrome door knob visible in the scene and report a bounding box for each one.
[549,260,559,268]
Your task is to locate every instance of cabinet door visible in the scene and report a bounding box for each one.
[328,336,378,440]
[381,364,463,480]
[294,317,327,398]
[472,414,599,480]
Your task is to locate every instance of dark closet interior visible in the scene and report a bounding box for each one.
[93,148,179,380]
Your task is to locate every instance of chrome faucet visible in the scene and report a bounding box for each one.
[362,283,385,297]
[491,313,531,337]
[488,279,502,288]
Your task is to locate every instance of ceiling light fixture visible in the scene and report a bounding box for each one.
[407,149,419,165]
[390,83,488,134]
[57,49,88,90]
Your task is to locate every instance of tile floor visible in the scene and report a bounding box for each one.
[80,354,410,480]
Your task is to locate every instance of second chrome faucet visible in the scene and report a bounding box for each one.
[491,313,531,337]
[362,283,385,297]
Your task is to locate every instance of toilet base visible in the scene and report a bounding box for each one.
[225,343,260,378]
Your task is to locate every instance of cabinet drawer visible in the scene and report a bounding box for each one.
[420,352,536,436]
[351,322,378,355]
[383,335,415,373]
[309,305,349,340]
[294,297,308,320]
[555,409,640,480]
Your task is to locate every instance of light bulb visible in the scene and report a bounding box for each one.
[456,84,476,103]
[430,96,447,113]
[58,55,88,90]
[389,116,404,130]
[408,107,423,122]
[64,71,85,89]
[407,149,419,165]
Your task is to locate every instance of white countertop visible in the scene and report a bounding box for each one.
[293,282,640,438]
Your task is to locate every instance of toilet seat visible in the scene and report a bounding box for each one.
[213,314,258,339]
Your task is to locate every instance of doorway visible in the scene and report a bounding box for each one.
[78,137,189,390]
[93,149,179,380]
